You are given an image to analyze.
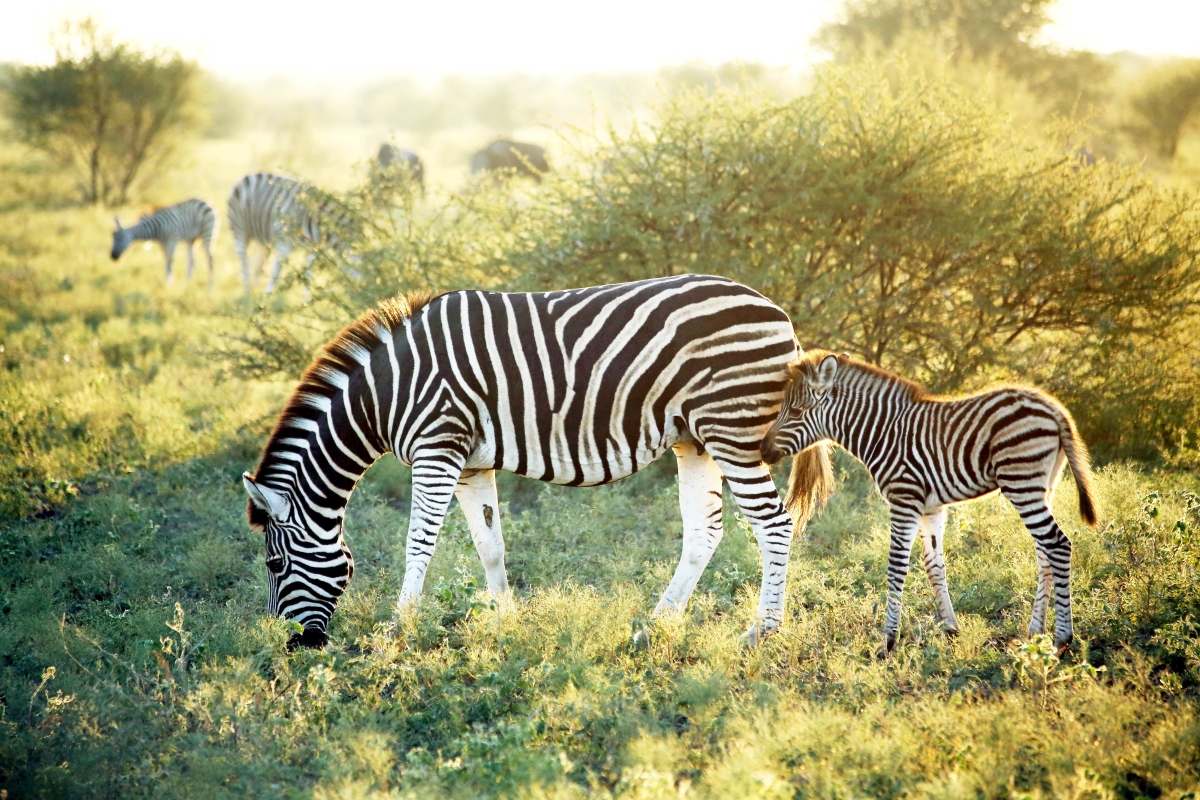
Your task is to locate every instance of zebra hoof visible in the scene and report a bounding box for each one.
[1054,634,1074,656]
[876,634,896,660]
[943,627,960,639]
[631,621,653,650]
[287,627,329,651]
[738,623,775,648]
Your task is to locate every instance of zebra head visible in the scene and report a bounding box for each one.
[111,217,133,260]
[242,473,355,650]
[760,351,841,465]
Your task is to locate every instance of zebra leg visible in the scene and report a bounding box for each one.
[234,235,251,294]
[203,239,215,293]
[396,455,466,612]
[920,507,959,635]
[711,456,794,646]
[267,243,291,293]
[1004,488,1074,651]
[185,241,195,283]
[882,503,922,656]
[454,469,511,603]
[653,442,723,616]
[163,240,177,284]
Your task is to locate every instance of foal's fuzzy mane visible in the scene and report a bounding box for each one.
[788,349,931,401]
[246,290,439,530]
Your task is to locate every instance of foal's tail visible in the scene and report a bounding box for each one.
[784,442,834,534]
[1056,408,1098,528]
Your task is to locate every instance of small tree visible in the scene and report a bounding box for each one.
[4,18,199,205]
[1128,59,1200,160]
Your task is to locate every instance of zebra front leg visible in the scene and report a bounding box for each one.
[653,442,723,616]
[713,456,794,646]
[185,240,196,283]
[454,469,511,604]
[881,504,922,657]
[920,508,959,636]
[163,240,178,285]
[396,455,466,614]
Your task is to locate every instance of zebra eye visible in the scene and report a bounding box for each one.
[265,555,285,574]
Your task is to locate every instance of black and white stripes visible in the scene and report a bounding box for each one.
[243,275,833,648]
[111,199,217,288]
[227,172,344,294]
[760,350,1098,655]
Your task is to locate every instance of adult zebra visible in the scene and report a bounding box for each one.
[111,199,217,288]
[227,173,344,294]
[242,275,833,649]
[760,350,1098,656]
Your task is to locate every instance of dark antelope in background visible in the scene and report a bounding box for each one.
[470,139,550,182]
[761,350,1097,656]
[376,144,425,194]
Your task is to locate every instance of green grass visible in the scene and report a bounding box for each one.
[1,137,1199,799]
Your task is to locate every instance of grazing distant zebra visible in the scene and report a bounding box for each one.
[376,144,424,193]
[227,173,345,294]
[242,274,833,649]
[111,199,217,288]
[470,140,549,182]
[760,350,1098,656]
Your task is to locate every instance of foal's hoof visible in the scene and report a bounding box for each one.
[943,626,960,639]
[1054,634,1074,657]
[286,627,329,651]
[631,621,653,650]
[876,634,896,660]
[738,623,775,648]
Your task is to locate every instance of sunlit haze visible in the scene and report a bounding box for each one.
[3,0,1198,81]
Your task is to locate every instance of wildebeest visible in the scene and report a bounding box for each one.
[376,144,424,193]
[470,140,549,182]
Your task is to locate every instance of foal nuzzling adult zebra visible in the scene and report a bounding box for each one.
[760,350,1098,656]
[111,199,217,288]
[242,275,833,649]
[227,173,344,294]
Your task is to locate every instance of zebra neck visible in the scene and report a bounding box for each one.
[126,218,159,241]
[829,373,912,473]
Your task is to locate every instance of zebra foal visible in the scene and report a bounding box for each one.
[242,275,833,650]
[228,173,344,294]
[760,350,1098,656]
[111,199,217,288]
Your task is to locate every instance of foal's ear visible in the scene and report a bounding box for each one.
[815,354,839,391]
[243,473,291,522]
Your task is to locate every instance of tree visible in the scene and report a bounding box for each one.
[3,18,199,205]
[1127,59,1200,160]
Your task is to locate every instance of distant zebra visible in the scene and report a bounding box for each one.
[376,144,425,193]
[470,140,549,182]
[111,199,217,288]
[242,275,833,649]
[227,173,345,294]
[760,351,1098,656]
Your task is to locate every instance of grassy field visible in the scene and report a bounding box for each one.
[1,125,1200,800]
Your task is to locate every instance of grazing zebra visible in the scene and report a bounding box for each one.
[759,350,1098,656]
[227,173,345,294]
[111,199,217,288]
[376,144,425,193]
[470,140,549,182]
[242,274,833,649]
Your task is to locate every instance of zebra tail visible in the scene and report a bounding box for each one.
[1058,412,1098,528]
[785,441,834,534]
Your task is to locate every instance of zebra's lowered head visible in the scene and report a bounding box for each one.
[243,472,354,650]
[760,349,844,465]
[111,217,134,260]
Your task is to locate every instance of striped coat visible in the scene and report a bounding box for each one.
[111,199,217,288]
[242,275,832,649]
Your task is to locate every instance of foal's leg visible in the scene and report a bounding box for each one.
[1002,483,1074,650]
[654,442,724,616]
[920,507,959,635]
[882,500,923,656]
[185,240,196,283]
[454,469,511,602]
[162,240,177,284]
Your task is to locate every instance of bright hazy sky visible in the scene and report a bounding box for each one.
[1,0,1198,81]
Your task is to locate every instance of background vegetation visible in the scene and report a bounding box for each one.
[2,2,1200,798]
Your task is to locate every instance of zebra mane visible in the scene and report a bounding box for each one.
[247,290,439,530]
[788,349,931,401]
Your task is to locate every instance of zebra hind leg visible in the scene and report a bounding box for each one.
[920,508,960,636]
[163,240,177,285]
[185,240,196,283]
[454,469,511,604]
[881,503,923,657]
[710,454,794,647]
[653,442,724,617]
[1003,486,1074,652]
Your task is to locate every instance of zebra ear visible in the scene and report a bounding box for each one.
[243,473,291,522]
[815,354,839,391]
[113,216,123,231]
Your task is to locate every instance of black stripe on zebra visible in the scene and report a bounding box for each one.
[242,275,834,649]
[227,172,347,294]
[111,199,217,288]
[760,350,1098,657]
